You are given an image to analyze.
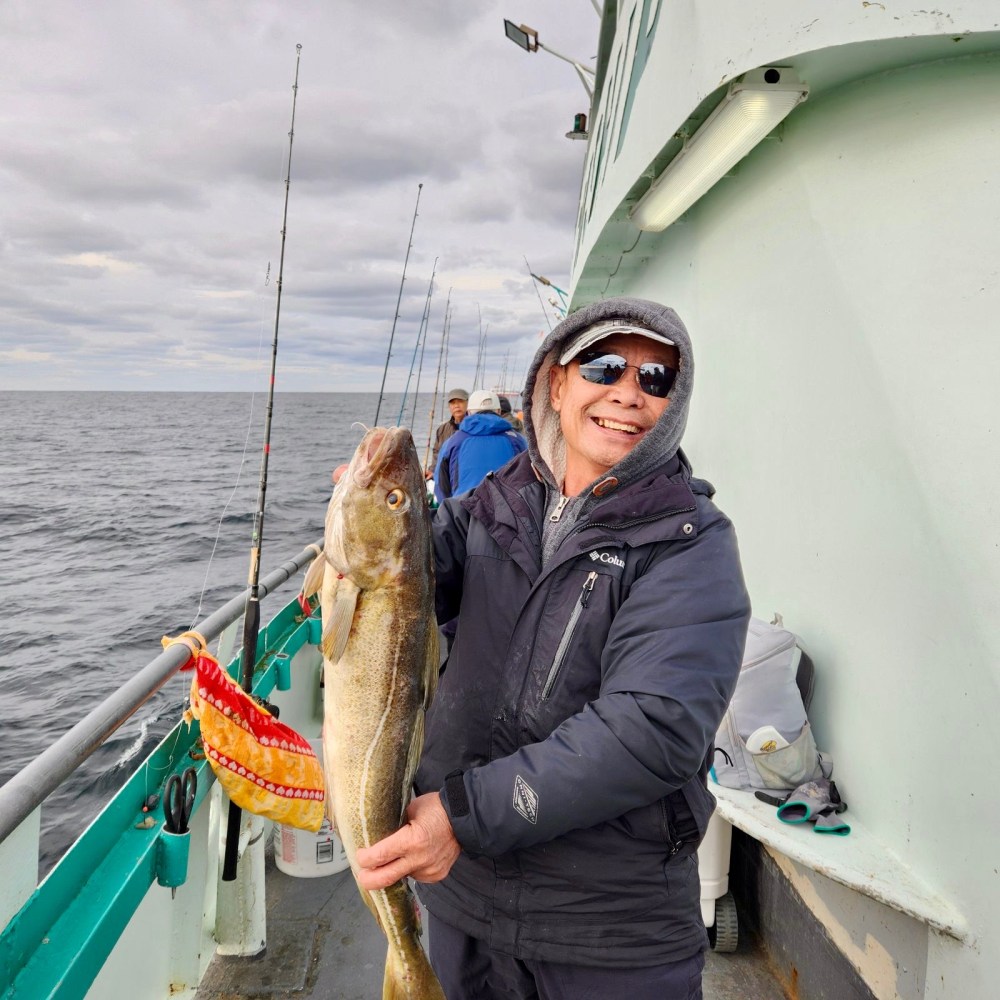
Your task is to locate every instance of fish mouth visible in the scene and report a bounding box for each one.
[353,426,409,488]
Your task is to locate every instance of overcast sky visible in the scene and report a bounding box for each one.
[0,1,600,392]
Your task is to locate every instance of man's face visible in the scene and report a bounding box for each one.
[448,398,468,422]
[549,332,678,494]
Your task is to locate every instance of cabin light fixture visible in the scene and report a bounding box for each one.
[504,20,537,52]
[629,68,809,232]
[502,18,596,99]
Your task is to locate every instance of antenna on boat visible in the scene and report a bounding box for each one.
[222,44,303,884]
[374,183,423,426]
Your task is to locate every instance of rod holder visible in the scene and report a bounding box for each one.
[308,613,323,646]
[273,652,292,691]
[156,827,191,889]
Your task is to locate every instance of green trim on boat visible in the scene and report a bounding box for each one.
[0,598,320,999]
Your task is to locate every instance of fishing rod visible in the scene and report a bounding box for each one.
[409,265,437,431]
[478,322,489,390]
[439,303,452,419]
[497,348,510,395]
[374,183,423,426]
[397,258,437,427]
[423,289,451,473]
[472,304,485,389]
[222,44,302,884]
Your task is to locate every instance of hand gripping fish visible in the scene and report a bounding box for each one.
[302,426,444,1000]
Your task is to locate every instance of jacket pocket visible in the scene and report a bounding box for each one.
[616,776,715,859]
[541,571,598,699]
[665,776,716,859]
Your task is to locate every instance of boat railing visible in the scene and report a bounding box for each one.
[0,540,326,999]
[0,540,323,850]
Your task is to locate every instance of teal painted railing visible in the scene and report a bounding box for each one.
[0,592,322,999]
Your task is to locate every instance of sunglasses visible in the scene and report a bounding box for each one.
[575,350,677,398]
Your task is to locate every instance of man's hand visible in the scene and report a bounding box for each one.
[355,792,461,889]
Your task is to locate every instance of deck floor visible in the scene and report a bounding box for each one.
[196,846,788,1000]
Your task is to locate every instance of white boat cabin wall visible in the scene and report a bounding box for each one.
[570,3,1000,999]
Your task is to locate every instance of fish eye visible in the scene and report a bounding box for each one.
[386,489,408,510]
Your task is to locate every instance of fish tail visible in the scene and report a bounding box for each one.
[382,940,445,1000]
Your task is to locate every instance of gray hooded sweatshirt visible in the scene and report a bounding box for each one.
[524,297,696,562]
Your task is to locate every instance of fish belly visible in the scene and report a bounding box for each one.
[323,592,443,999]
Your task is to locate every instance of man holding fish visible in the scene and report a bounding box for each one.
[331,297,749,999]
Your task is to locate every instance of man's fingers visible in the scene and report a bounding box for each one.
[355,827,420,891]
[356,855,411,891]
[356,828,410,871]
[352,794,460,889]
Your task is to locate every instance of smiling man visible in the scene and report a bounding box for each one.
[356,297,751,1000]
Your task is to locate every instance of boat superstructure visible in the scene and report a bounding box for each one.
[570,3,1000,997]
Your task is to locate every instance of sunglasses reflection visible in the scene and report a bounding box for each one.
[576,352,677,398]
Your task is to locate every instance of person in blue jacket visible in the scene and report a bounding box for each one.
[356,298,750,1000]
[433,389,526,503]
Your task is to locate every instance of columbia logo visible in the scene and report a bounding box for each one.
[588,550,625,568]
[513,775,538,824]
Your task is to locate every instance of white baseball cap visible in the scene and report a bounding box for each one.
[558,321,675,366]
[467,390,501,413]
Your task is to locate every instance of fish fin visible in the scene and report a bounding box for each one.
[300,550,327,603]
[401,712,425,816]
[422,623,440,711]
[322,579,360,662]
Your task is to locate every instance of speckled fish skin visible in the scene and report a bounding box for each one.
[319,426,443,1000]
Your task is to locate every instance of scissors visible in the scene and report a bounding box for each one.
[164,767,197,834]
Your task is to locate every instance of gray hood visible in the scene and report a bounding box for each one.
[523,296,694,494]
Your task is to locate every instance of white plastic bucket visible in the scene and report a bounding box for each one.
[697,812,733,926]
[273,740,350,878]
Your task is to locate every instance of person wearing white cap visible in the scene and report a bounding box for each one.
[356,297,749,1000]
[433,388,526,504]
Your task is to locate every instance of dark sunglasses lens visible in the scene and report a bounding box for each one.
[637,363,675,398]
[577,352,677,398]
[578,353,627,385]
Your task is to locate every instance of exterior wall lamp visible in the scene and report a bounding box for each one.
[629,68,809,232]
[502,19,596,100]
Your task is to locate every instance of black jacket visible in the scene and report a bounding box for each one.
[415,451,750,967]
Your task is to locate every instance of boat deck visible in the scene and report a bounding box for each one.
[195,843,789,1000]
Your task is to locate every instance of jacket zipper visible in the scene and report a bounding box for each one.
[659,798,682,856]
[541,571,598,699]
[549,495,571,522]
[581,504,697,533]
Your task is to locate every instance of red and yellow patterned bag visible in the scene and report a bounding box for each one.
[170,637,325,833]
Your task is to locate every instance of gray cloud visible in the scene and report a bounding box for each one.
[0,1,601,391]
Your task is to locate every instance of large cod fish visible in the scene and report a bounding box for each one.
[302,426,444,1000]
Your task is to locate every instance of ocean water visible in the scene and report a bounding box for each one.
[0,390,442,873]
